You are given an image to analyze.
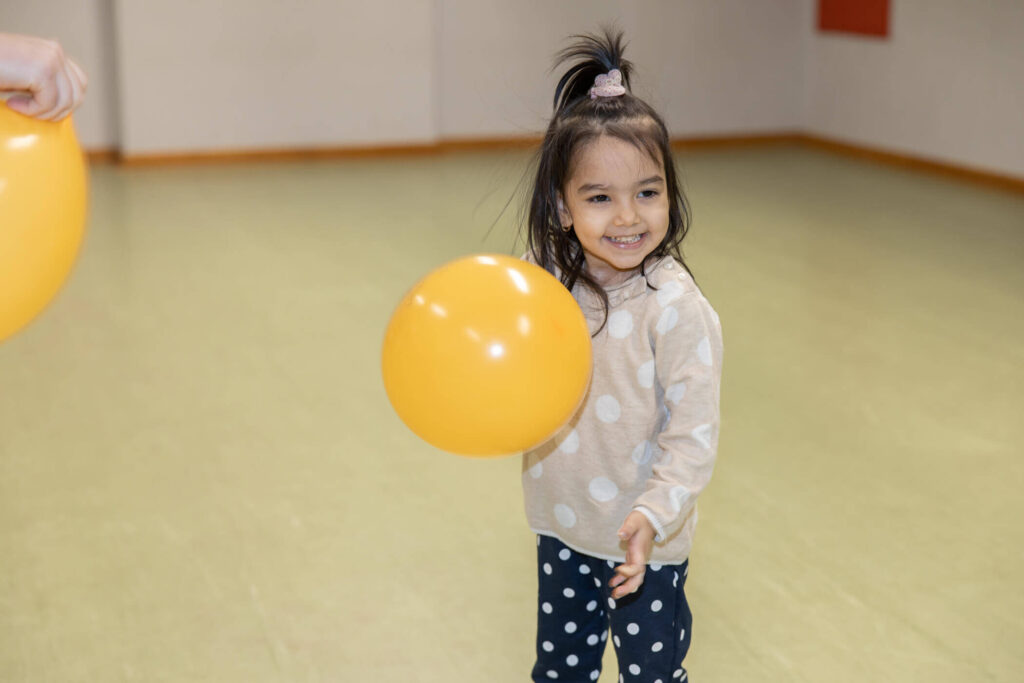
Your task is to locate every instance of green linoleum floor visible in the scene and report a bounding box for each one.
[1,144,1022,682]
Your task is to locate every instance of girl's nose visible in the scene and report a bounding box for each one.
[615,202,639,226]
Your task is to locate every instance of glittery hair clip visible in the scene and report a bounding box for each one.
[589,69,626,99]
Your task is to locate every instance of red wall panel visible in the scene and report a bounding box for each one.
[818,0,890,37]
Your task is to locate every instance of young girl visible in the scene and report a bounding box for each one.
[521,30,723,682]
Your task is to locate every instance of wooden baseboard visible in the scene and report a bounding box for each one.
[84,132,1024,194]
[798,134,1024,194]
[111,135,545,167]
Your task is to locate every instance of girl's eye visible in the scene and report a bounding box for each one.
[587,194,610,203]
[639,189,659,199]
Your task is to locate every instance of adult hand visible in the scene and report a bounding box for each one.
[609,510,656,599]
[0,33,87,121]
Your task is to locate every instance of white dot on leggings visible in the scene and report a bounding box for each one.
[593,577,601,588]
[563,588,575,598]
[652,642,664,652]
[542,640,554,652]
[673,670,683,678]
[607,597,616,610]
[627,623,639,635]
[586,600,597,612]
[579,564,591,575]
[629,664,641,675]
[546,671,558,679]
[601,631,607,641]
[587,634,599,646]
[565,621,577,634]
[566,654,578,666]
[590,672,600,681]
[542,602,553,614]
[613,635,621,648]
[651,600,663,612]
[559,549,571,561]
[543,563,552,575]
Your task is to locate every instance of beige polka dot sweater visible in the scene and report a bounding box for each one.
[522,254,723,564]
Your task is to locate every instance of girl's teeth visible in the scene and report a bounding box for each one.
[609,234,642,244]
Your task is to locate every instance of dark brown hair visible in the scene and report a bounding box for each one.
[526,28,692,330]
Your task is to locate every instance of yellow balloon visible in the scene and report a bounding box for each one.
[0,104,87,342]
[382,254,592,456]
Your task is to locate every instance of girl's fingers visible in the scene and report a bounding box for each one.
[611,573,645,599]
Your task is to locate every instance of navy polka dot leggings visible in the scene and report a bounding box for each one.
[531,535,692,683]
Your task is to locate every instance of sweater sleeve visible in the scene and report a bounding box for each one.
[632,290,723,543]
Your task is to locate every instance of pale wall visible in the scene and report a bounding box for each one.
[437,0,805,139]
[112,0,437,154]
[3,1,1023,180]
[804,0,1024,178]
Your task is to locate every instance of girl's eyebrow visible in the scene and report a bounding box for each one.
[576,175,664,194]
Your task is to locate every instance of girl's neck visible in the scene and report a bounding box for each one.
[585,258,642,289]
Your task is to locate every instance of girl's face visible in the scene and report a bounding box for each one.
[558,135,670,287]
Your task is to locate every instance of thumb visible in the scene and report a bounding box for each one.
[5,95,42,118]
[617,518,638,542]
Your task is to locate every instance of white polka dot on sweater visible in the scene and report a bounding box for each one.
[554,504,577,528]
[559,549,571,561]
[595,395,621,423]
[579,564,591,575]
[565,621,577,634]
[566,654,578,666]
[559,429,580,454]
[586,600,597,612]
[669,487,690,514]
[608,310,633,338]
[587,634,599,645]
[588,477,618,502]
[590,671,600,681]
[652,641,664,652]
[542,641,554,652]
[697,336,712,366]
[651,600,663,612]
[665,382,687,404]
[631,440,653,465]
[543,563,553,575]
[613,635,621,648]
[563,588,575,598]
[656,280,684,307]
[629,664,641,675]
[656,307,679,334]
[626,623,639,635]
[542,602,553,614]
[692,424,712,449]
[637,360,655,388]
[546,670,558,679]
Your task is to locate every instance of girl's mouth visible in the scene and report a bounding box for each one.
[605,233,646,248]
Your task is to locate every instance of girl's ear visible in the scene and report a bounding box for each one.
[557,193,572,228]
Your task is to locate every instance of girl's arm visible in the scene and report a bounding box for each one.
[633,289,723,543]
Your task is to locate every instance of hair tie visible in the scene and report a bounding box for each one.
[589,69,626,99]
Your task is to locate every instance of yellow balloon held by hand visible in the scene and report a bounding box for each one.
[0,104,87,342]
[382,254,592,456]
